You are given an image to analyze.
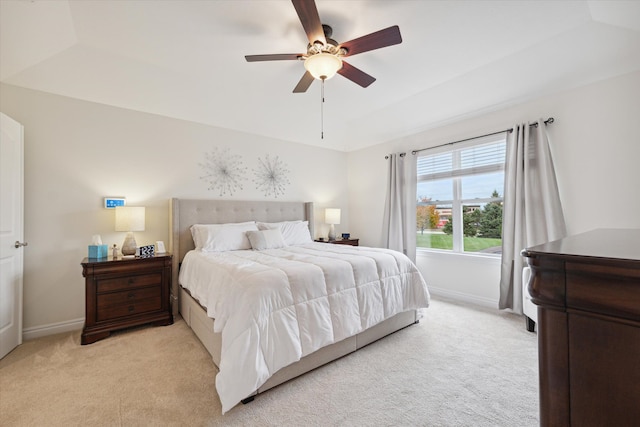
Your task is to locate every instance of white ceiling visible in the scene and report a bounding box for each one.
[2,0,639,152]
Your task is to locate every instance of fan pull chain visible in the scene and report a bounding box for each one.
[320,77,325,139]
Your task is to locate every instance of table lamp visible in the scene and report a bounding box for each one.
[115,206,145,256]
[325,208,341,241]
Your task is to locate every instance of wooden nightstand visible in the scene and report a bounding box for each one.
[81,254,173,345]
[315,238,359,246]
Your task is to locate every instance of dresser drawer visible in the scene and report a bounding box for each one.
[97,272,162,293]
[97,288,162,322]
[567,262,640,321]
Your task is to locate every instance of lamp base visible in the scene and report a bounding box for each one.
[328,224,336,242]
[121,232,137,256]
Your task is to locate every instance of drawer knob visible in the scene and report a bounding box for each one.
[128,292,136,299]
[128,306,135,313]
[128,278,135,285]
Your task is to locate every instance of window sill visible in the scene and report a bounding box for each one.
[416,248,501,262]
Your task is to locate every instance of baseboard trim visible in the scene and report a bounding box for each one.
[428,286,497,309]
[23,318,84,341]
[20,290,495,340]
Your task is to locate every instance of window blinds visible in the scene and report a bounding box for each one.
[417,134,507,182]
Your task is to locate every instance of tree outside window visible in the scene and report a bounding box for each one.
[416,197,440,234]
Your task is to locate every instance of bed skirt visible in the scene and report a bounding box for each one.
[178,286,418,396]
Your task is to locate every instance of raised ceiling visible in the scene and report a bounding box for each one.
[1,0,639,152]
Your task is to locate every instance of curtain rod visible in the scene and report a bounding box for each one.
[384,152,406,160]
[409,117,554,156]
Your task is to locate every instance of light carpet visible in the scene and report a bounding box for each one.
[0,297,538,426]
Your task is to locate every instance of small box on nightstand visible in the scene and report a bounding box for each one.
[88,245,108,259]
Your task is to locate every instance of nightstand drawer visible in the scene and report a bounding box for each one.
[97,273,162,293]
[98,285,161,307]
[97,287,162,321]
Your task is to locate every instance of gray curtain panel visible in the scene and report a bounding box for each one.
[383,153,417,262]
[499,120,566,313]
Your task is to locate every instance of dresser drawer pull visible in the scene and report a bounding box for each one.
[128,306,135,313]
[128,278,135,285]
[127,292,136,299]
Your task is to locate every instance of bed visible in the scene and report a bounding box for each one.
[169,198,430,413]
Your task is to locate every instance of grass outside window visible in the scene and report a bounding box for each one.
[417,233,501,253]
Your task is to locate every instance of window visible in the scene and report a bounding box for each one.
[416,133,506,254]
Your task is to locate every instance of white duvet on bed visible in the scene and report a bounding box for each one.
[179,242,430,413]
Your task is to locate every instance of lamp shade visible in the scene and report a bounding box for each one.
[115,206,145,232]
[304,53,343,80]
[325,208,341,225]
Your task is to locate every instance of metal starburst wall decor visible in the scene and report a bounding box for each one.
[253,154,290,198]
[199,147,246,196]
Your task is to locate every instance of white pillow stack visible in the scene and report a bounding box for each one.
[190,220,312,252]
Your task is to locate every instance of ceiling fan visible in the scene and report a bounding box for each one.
[245,0,402,93]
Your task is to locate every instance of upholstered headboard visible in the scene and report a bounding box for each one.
[168,198,314,315]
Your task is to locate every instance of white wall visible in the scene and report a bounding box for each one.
[348,71,640,307]
[0,83,350,337]
[3,70,639,335]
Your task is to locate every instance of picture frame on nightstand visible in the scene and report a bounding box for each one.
[139,244,155,258]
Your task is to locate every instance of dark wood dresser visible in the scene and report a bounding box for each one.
[523,229,640,427]
[81,254,173,344]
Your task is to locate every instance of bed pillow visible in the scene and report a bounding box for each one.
[190,222,258,252]
[256,220,302,230]
[246,228,287,251]
[257,220,312,246]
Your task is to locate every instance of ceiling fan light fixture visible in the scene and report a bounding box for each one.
[304,53,343,80]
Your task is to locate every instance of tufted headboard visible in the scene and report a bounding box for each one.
[168,198,314,314]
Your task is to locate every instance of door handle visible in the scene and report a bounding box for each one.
[14,241,28,248]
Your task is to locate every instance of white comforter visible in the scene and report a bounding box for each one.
[179,243,430,413]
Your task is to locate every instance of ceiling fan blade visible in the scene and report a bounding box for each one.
[245,54,303,62]
[339,25,402,57]
[338,61,376,88]
[292,0,326,46]
[293,71,315,93]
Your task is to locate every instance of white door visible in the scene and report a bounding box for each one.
[0,112,25,359]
